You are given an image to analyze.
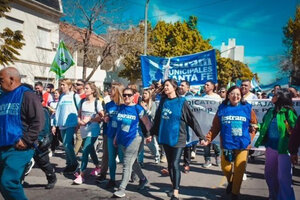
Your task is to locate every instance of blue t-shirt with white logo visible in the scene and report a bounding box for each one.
[116,104,145,147]
[105,101,119,139]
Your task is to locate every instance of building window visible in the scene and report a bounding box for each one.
[0,16,23,32]
[37,26,51,49]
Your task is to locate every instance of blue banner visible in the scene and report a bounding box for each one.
[140,49,217,88]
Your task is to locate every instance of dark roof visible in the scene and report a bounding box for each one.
[34,0,60,11]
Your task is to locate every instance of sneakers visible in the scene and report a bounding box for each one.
[90,167,101,176]
[63,164,78,174]
[215,156,220,166]
[191,151,196,159]
[155,157,160,164]
[24,158,35,176]
[138,178,148,190]
[160,155,167,163]
[96,174,106,183]
[73,175,84,185]
[183,165,190,173]
[45,177,57,189]
[203,160,212,168]
[105,180,116,189]
[114,188,126,198]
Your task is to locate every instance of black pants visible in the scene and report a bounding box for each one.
[51,127,62,152]
[163,145,184,190]
[33,149,56,182]
[183,146,191,167]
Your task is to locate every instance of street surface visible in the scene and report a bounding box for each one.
[1,139,300,200]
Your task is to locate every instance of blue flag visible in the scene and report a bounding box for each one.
[140,49,217,88]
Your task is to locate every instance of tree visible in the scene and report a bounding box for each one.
[115,23,153,82]
[282,6,300,85]
[0,0,25,66]
[62,0,122,81]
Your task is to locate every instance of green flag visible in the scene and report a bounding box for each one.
[50,40,75,78]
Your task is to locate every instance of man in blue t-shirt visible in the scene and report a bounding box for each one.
[0,67,44,200]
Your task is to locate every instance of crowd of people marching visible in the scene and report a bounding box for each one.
[0,67,300,200]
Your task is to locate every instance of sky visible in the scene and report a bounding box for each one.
[62,0,298,85]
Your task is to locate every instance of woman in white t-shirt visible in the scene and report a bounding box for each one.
[73,82,104,185]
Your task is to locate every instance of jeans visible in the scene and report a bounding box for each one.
[265,147,295,200]
[138,135,160,163]
[119,135,145,190]
[80,137,99,172]
[163,144,184,190]
[107,137,124,180]
[60,127,78,167]
[204,143,221,161]
[0,147,34,200]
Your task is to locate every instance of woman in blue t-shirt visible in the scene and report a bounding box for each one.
[113,88,152,198]
[151,79,206,200]
[203,86,258,200]
[98,83,125,188]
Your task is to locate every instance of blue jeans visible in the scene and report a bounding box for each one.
[80,137,99,172]
[61,127,78,167]
[138,135,160,163]
[0,147,34,200]
[119,135,145,190]
[107,137,124,180]
[204,143,220,161]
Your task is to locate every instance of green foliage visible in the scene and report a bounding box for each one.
[0,2,25,66]
[282,6,300,84]
[217,57,253,87]
[117,16,254,85]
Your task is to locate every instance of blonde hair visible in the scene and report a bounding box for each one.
[112,84,124,105]
[60,78,73,91]
[85,82,99,98]
[143,89,153,109]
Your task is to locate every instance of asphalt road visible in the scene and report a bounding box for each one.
[1,142,300,200]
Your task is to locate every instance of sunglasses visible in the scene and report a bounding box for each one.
[123,93,133,97]
[76,83,83,86]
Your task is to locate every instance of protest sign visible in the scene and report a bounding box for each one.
[140,49,217,88]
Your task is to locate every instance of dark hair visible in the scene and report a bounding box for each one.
[181,80,190,87]
[123,87,134,95]
[46,83,54,89]
[274,88,295,113]
[162,78,180,98]
[35,81,43,87]
[274,84,281,89]
[242,79,251,84]
[222,86,246,105]
[77,79,86,85]
[206,80,216,90]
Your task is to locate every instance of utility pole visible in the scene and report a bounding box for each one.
[144,0,149,55]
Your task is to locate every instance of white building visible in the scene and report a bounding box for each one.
[220,38,244,63]
[0,0,63,86]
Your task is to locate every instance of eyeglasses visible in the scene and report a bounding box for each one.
[123,93,133,97]
[76,83,83,86]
